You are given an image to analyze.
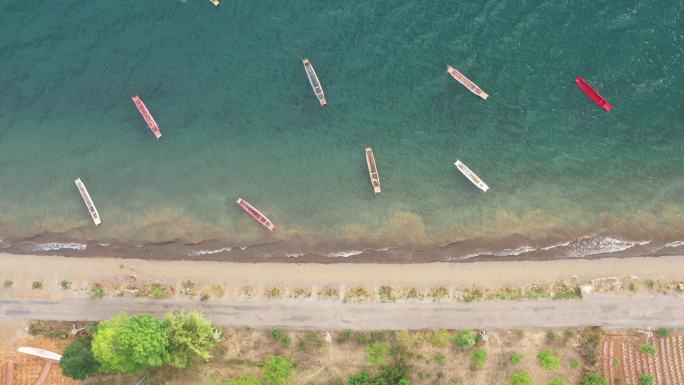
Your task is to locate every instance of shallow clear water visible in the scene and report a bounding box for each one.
[0,0,683,260]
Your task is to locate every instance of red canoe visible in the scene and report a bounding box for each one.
[236,197,275,231]
[132,96,163,139]
[575,77,612,111]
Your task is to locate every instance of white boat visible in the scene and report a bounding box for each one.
[454,160,489,192]
[17,347,62,362]
[447,66,489,100]
[365,147,381,193]
[74,178,102,225]
[209,0,219,5]
[302,58,326,106]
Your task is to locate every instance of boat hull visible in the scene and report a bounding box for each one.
[17,347,62,362]
[365,147,381,194]
[575,77,612,111]
[302,58,327,106]
[447,66,489,100]
[454,160,489,192]
[132,96,163,139]
[75,178,101,225]
[236,197,275,231]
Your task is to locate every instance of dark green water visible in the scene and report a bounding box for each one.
[0,0,682,260]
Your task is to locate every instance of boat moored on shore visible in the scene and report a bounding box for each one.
[365,147,381,194]
[302,58,327,106]
[236,197,275,231]
[575,76,612,111]
[454,160,489,192]
[74,178,101,225]
[132,96,163,139]
[447,66,489,100]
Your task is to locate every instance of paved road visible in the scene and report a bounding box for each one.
[1,294,683,330]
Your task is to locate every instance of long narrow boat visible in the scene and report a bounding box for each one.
[447,66,489,100]
[131,96,163,139]
[575,77,612,111]
[365,147,381,194]
[302,58,327,106]
[236,197,275,231]
[75,178,102,225]
[454,160,489,192]
[17,347,62,362]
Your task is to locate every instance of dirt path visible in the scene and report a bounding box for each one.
[1,293,684,330]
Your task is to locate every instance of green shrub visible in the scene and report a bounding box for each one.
[472,348,487,369]
[32,281,42,290]
[3,280,13,288]
[337,329,353,343]
[537,349,561,371]
[639,374,653,385]
[226,376,262,385]
[263,356,293,385]
[164,311,220,368]
[657,328,670,338]
[298,331,324,352]
[425,329,451,348]
[639,343,656,355]
[510,353,523,364]
[546,330,557,342]
[628,282,637,292]
[200,292,210,301]
[452,329,477,350]
[580,372,608,385]
[510,371,534,385]
[570,359,580,369]
[548,378,569,385]
[59,340,99,380]
[90,285,105,299]
[60,280,72,290]
[268,328,291,348]
[434,353,445,364]
[365,343,389,366]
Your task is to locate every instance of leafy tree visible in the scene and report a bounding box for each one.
[59,340,99,380]
[638,374,653,385]
[263,355,293,385]
[510,372,534,385]
[226,376,262,385]
[472,348,487,369]
[580,372,608,385]
[365,343,390,366]
[164,311,220,368]
[639,343,656,355]
[548,378,569,385]
[452,329,477,350]
[537,349,561,371]
[92,314,169,373]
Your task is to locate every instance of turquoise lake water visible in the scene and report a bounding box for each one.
[0,0,682,260]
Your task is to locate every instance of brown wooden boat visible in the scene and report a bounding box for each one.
[447,66,489,100]
[365,147,381,194]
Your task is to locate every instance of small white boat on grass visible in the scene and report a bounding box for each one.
[302,58,326,106]
[365,147,381,194]
[454,160,489,192]
[75,178,101,225]
[17,347,62,362]
[447,66,489,100]
[236,197,275,231]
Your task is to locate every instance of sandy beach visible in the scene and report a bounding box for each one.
[1,253,683,293]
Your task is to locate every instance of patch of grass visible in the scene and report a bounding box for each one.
[552,282,582,300]
[570,359,580,369]
[510,353,523,365]
[452,329,477,350]
[264,286,282,299]
[396,330,422,348]
[612,357,620,366]
[425,329,451,348]
[369,331,386,343]
[526,285,551,299]
[546,330,557,342]
[434,353,445,365]
[537,349,561,371]
[365,343,389,366]
[211,284,225,298]
[472,348,487,369]
[150,283,167,299]
[487,286,523,300]
[298,331,324,352]
[511,371,534,385]
[200,292,210,301]
[428,287,449,301]
[3,280,13,288]
[60,280,72,290]
[645,279,655,289]
[344,286,373,302]
[336,329,353,343]
[462,287,483,302]
[628,282,637,292]
[32,281,43,290]
[90,283,105,299]
[657,328,670,338]
[378,285,396,302]
[405,287,424,300]
[318,285,339,300]
[639,373,654,385]
[639,343,656,355]
[268,328,291,348]
[291,288,311,298]
[547,378,569,385]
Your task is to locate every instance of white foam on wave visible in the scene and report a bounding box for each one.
[662,240,684,248]
[325,250,364,258]
[564,236,650,258]
[27,242,87,252]
[189,247,233,257]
